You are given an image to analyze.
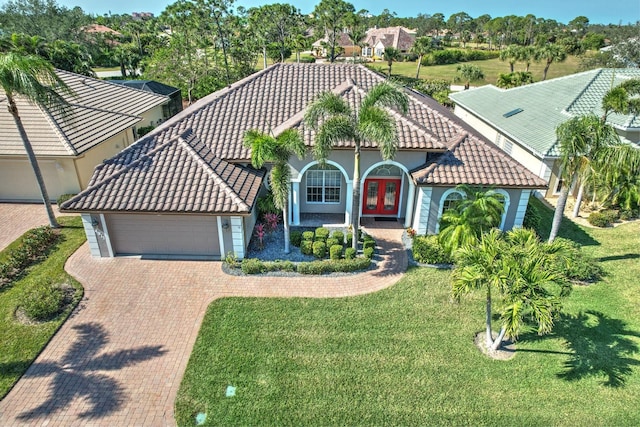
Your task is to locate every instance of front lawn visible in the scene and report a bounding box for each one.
[175,204,640,425]
[0,216,85,398]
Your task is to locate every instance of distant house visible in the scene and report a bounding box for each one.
[61,64,545,260]
[361,26,416,58]
[80,24,122,37]
[450,68,640,198]
[110,80,183,121]
[312,31,361,58]
[0,70,171,201]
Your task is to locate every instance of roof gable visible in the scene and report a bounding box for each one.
[61,129,265,214]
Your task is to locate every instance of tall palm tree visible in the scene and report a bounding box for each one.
[304,81,409,250]
[535,43,566,81]
[452,228,569,353]
[244,128,306,254]
[410,36,434,79]
[602,78,640,121]
[438,184,504,255]
[383,46,401,78]
[549,115,619,241]
[0,52,72,228]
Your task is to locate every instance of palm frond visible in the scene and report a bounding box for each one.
[304,91,351,130]
[361,80,409,114]
[358,106,397,159]
[313,115,356,165]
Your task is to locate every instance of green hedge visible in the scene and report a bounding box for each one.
[301,240,313,255]
[313,241,326,259]
[345,247,356,260]
[236,257,371,275]
[19,280,65,321]
[412,235,452,264]
[315,227,330,241]
[302,231,315,241]
[0,226,58,286]
[424,49,499,65]
[290,231,303,247]
[329,244,343,260]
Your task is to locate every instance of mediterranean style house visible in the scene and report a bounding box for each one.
[0,69,172,201]
[450,68,640,198]
[61,63,545,260]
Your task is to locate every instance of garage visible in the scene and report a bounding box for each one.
[106,213,220,257]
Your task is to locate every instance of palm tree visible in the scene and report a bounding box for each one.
[438,185,504,255]
[535,43,567,81]
[244,128,306,254]
[499,45,520,73]
[0,52,72,228]
[382,46,401,78]
[452,228,569,353]
[602,78,640,121]
[410,36,434,79]
[549,115,619,241]
[304,81,409,250]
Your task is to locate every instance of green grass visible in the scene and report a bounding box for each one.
[0,216,85,398]
[370,54,582,86]
[175,202,640,426]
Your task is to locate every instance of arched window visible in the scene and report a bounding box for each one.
[435,189,465,233]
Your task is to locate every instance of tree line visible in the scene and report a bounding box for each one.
[1,0,638,102]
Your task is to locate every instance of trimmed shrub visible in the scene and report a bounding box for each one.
[413,235,452,264]
[585,210,618,225]
[619,209,638,221]
[0,226,58,285]
[302,231,315,241]
[241,258,266,274]
[19,281,65,321]
[297,257,371,274]
[331,230,344,243]
[363,247,375,259]
[300,240,313,255]
[545,238,603,283]
[346,233,353,248]
[363,240,376,250]
[266,260,296,272]
[297,260,327,274]
[326,238,339,249]
[344,247,356,260]
[312,241,326,259]
[290,231,303,247]
[329,244,343,260]
[299,55,316,63]
[315,227,330,241]
[224,251,239,269]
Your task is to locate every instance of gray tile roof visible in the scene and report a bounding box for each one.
[0,69,169,156]
[450,68,640,158]
[62,63,546,214]
[61,129,265,214]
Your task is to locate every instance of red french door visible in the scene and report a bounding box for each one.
[362,178,401,215]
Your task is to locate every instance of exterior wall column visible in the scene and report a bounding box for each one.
[291,181,300,225]
[345,181,353,226]
[230,216,245,259]
[99,214,114,257]
[412,187,432,235]
[513,189,532,228]
[81,214,101,257]
[216,216,226,259]
[404,180,416,228]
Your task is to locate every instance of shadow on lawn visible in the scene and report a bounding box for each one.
[522,310,640,387]
[17,322,166,420]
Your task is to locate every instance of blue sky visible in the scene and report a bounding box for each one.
[56,0,639,25]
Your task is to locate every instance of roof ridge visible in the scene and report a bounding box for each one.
[177,131,250,211]
[36,103,78,156]
[564,68,603,114]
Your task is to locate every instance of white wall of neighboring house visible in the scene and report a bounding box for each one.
[454,105,558,197]
[0,157,79,201]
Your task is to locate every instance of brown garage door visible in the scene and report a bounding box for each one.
[106,213,220,257]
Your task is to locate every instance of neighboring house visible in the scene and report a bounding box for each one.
[312,31,360,58]
[361,26,416,58]
[110,80,183,121]
[61,63,545,260]
[450,68,640,198]
[0,69,171,201]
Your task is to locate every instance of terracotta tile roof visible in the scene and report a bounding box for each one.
[61,129,265,214]
[64,63,546,214]
[411,133,547,188]
[364,26,416,51]
[0,69,169,156]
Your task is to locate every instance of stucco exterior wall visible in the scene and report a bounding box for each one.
[74,130,135,189]
[0,157,79,201]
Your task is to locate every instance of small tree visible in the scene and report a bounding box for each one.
[411,36,434,79]
[383,46,401,78]
[438,185,504,255]
[456,64,484,89]
[244,129,306,254]
[452,228,572,353]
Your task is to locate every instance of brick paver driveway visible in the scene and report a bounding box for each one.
[0,203,60,251]
[0,223,407,426]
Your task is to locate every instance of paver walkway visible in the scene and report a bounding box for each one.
[0,203,59,251]
[0,222,407,426]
